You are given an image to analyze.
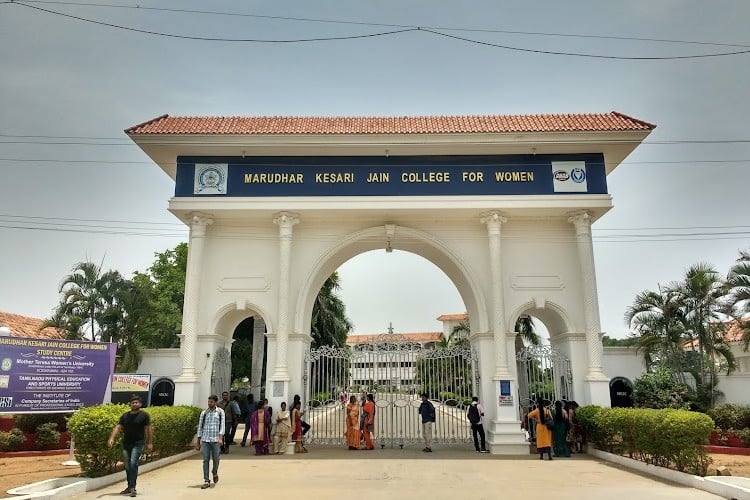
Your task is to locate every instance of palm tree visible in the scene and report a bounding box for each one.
[311,271,353,348]
[624,288,687,379]
[57,261,123,341]
[515,315,540,346]
[672,263,736,384]
[40,301,84,340]
[725,249,750,350]
[447,316,540,347]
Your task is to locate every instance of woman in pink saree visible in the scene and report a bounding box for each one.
[345,395,360,450]
[250,398,271,455]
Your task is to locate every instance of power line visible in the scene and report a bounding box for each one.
[8,1,750,59]
[12,2,419,43]
[0,213,185,227]
[421,28,750,60]
[15,0,750,49]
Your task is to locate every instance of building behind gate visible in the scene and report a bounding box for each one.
[126,111,655,454]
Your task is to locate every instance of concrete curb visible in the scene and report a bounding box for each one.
[589,448,750,500]
[6,449,198,499]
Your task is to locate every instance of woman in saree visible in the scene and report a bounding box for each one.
[250,398,271,455]
[273,402,292,455]
[527,397,553,460]
[552,400,570,457]
[345,395,360,450]
[291,400,308,453]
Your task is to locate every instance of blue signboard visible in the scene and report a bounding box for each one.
[0,337,117,413]
[174,154,606,197]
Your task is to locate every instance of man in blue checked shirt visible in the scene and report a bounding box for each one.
[196,395,225,489]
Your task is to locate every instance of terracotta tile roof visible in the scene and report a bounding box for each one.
[682,320,748,350]
[0,312,62,340]
[436,313,468,322]
[346,332,444,345]
[126,112,655,135]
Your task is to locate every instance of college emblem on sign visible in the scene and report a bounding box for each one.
[1,358,11,371]
[553,170,570,181]
[570,168,586,183]
[194,164,228,195]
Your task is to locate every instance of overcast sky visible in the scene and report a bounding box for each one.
[1,1,749,338]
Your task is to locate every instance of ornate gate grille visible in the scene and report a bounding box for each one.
[516,344,573,417]
[304,335,477,448]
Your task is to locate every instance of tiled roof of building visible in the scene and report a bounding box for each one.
[0,312,62,339]
[346,332,444,345]
[436,313,468,321]
[682,320,748,350]
[126,112,655,135]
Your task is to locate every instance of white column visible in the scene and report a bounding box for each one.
[179,213,213,380]
[568,211,608,382]
[251,316,265,400]
[480,211,512,379]
[271,212,299,382]
[479,212,528,454]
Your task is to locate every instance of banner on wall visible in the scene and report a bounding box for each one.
[0,337,117,413]
[111,374,151,406]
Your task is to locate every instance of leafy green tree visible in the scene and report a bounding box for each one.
[131,243,187,348]
[310,272,353,348]
[601,335,640,347]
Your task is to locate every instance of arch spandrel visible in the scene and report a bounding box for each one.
[506,300,573,336]
[294,224,488,336]
[209,301,274,339]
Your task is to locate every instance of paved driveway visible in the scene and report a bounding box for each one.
[71,446,721,500]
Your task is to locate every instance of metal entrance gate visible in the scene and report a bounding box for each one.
[516,344,573,418]
[303,335,477,448]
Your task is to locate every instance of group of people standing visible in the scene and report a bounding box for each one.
[194,393,309,489]
[526,398,581,461]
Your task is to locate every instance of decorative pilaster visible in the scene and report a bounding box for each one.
[179,213,213,380]
[480,211,512,380]
[251,316,266,399]
[271,212,299,382]
[568,211,607,381]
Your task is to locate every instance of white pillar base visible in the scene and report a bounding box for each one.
[584,378,611,407]
[266,379,289,411]
[173,377,200,406]
[487,420,530,455]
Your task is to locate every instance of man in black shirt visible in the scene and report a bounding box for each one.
[108,396,153,497]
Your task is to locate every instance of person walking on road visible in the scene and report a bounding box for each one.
[217,391,235,453]
[107,395,153,497]
[418,393,436,452]
[196,395,225,489]
[466,396,489,453]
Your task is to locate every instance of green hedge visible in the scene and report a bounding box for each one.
[15,413,71,433]
[577,406,713,476]
[0,428,26,451]
[68,404,202,477]
[706,404,750,431]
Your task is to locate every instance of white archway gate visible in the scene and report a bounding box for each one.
[127,112,654,454]
[304,335,477,448]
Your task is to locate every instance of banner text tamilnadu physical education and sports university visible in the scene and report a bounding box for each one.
[0,337,117,413]
[175,154,606,197]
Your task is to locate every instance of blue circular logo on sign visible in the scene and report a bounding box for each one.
[570,168,586,183]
